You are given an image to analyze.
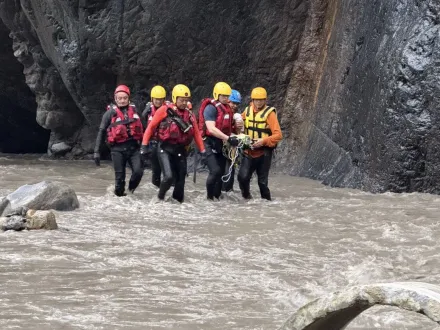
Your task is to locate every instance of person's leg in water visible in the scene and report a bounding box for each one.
[111,149,128,196]
[150,142,161,188]
[157,148,174,200]
[237,155,257,199]
[213,153,227,198]
[206,150,226,200]
[127,146,144,193]
[171,152,187,203]
[255,149,273,200]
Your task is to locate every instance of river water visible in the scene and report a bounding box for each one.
[0,154,440,330]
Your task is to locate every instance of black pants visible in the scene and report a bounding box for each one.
[204,137,227,200]
[222,160,235,192]
[111,141,143,196]
[237,149,273,200]
[150,143,161,188]
[157,143,187,203]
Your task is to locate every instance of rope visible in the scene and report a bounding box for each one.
[221,138,246,183]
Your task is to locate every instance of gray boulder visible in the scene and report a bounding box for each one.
[279,282,440,329]
[1,215,26,231]
[50,142,72,156]
[0,181,79,216]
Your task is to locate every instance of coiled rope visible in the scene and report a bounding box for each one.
[221,135,251,183]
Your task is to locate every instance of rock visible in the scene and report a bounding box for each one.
[50,142,72,155]
[4,206,28,217]
[25,209,58,230]
[0,209,58,231]
[279,282,440,329]
[0,181,79,216]
[0,215,26,231]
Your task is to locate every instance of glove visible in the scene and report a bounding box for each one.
[140,145,152,162]
[93,152,100,167]
[227,135,239,147]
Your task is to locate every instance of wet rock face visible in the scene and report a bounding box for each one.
[0,0,307,156]
[0,0,439,193]
[281,0,440,193]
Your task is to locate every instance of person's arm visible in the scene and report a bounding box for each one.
[94,109,113,154]
[142,102,151,124]
[136,107,147,131]
[262,111,282,147]
[190,115,205,152]
[141,106,167,145]
[204,105,229,141]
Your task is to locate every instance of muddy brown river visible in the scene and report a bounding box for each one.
[0,154,439,329]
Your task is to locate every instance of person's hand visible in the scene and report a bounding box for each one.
[252,139,264,149]
[93,152,100,166]
[227,136,239,147]
[140,145,152,161]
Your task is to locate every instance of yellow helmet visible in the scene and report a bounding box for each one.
[172,84,191,103]
[251,87,267,99]
[213,82,232,100]
[150,85,166,100]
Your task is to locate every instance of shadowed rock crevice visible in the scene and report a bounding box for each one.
[0,19,49,153]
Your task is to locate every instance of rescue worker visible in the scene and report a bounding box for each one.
[238,87,282,200]
[198,82,241,200]
[222,89,243,192]
[142,85,167,188]
[94,85,146,196]
[141,84,205,203]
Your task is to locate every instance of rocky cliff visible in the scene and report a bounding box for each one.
[0,0,438,193]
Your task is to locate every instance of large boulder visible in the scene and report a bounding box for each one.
[279,282,440,330]
[0,181,79,216]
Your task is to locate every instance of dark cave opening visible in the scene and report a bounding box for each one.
[0,20,49,153]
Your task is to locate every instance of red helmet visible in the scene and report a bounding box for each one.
[114,85,130,96]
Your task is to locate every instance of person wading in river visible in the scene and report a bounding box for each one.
[94,85,146,196]
[198,82,243,200]
[142,85,168,188]
[237,87,282,201]
[141,84,205,203]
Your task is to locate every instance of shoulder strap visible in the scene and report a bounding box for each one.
[109,105,135,127]
[245,106,250,117]
[260,106,275,119]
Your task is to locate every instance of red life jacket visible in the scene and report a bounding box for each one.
[145,102,159,140]
[158,104,194,146]
[146,101,172,123]
[197,98,234,137]
[106,104,143,144]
